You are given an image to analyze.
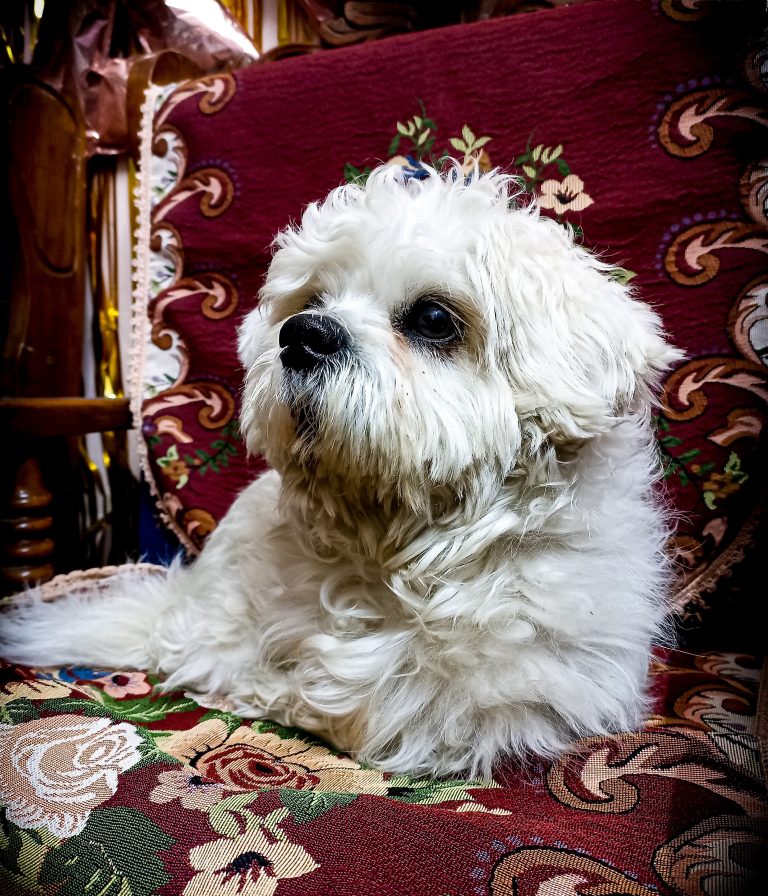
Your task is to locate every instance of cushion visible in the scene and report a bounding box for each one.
[1,571,766,895]
[131,0,768,620]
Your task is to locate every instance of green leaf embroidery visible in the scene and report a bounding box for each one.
[522,165,537,179]
[39,808,174,896]
[41,692,198,724]
[97,692,200,724]
[199,707,246,733]
[724,451,748,482]
[0,698,39,725]
[0,817,56,886]
[610,267,637,285]
[37,697,109,718]
[385,776,493,805]
[279,789,357,824]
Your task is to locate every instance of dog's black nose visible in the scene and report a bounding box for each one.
[279,313,349,372]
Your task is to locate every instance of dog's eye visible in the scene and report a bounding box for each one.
[403,300,460,344]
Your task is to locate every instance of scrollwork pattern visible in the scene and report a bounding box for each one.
[137,77,243,552]
[661,356,768,422]
[658,0,710,23]
[657,89,768,158]
[149,273,239,351]
[489,847,655,895]
[663,221,768,287]
[653,815,766,896]
[144,383,235,432]
[740,159,768,225]
[727,276,768,367]
[154,74,237,132]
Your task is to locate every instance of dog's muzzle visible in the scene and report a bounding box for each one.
[279,313,350,373]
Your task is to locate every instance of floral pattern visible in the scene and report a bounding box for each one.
[0,714,143,837]
[156,719,390,795]
[150,768,226,811]
[346,113,595,237]
[538,173,594,214]
[0,644,764,895]
[184,828,318,896]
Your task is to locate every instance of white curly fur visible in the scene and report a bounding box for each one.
[0,165,682,778]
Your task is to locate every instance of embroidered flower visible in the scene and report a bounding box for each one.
[0,714,143,837]
[156,719,387,794]
[157,444,189,489]
[183,829,318,896]
[149,768,226,811]
[701,470,742,500]
[92,670,152,699]
[538,174,594,214]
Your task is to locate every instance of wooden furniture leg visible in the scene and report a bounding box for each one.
[0,453,54,591]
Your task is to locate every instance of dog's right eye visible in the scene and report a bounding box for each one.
[401,300,461,345]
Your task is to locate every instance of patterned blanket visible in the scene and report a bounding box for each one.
[1,607,765,894]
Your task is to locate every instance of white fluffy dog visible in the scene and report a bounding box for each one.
[1,166,680,778]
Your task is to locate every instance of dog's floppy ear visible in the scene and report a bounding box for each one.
[514,261,682,446]
[579,272,682,411]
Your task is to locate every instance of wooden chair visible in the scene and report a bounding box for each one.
[0,71,132,594]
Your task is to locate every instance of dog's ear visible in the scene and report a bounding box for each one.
[577,272,682,412]
[513,262,682,446]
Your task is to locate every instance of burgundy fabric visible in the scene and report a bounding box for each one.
[139,1,767,609]
[1,649,766,894]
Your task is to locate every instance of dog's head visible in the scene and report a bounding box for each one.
[239,166,679,516]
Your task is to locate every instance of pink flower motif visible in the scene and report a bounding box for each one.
[93,671,152,698]
[149,768,226,811]
[538,174,594,215]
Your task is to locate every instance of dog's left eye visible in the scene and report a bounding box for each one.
[402,300,460,344]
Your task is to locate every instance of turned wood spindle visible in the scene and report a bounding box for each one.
[1,455,55,591]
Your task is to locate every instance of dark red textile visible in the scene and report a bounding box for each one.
[0,647,766,894]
